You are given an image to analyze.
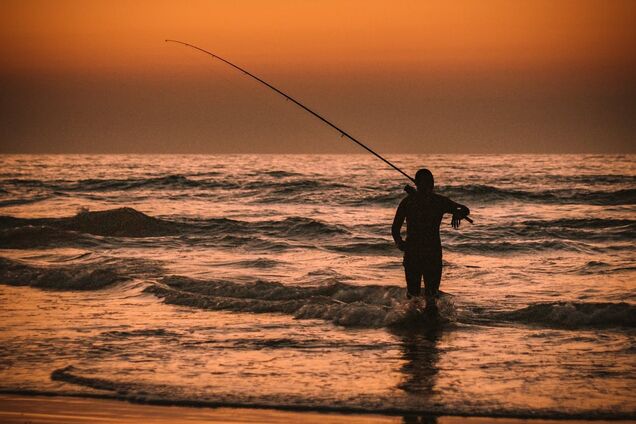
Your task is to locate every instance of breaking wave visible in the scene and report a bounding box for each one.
[1,256,633,331]
[144,275,455,328]
[0,257,158,290]
[145,276,635,330]
[0,258,125,290]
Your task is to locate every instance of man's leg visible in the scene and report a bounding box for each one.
[405,266,422,298]
[422,261,442,298]
[403,254,423,298]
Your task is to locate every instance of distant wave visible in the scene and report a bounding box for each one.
[1,175,346,196]
[68,207,177,236]
[444,217,636,253]
[214,258,282,269]
[2,175,238,192]
[449,239,593,254]
[0,195,53,207]
[0,208,347,237]
[438,185,636,206]
[101,328,178,338]
[176,215,348,238]
[4,175,635,207]
[0,224,103,249]
[575,260,636,275]
[497,302,636,329]
[245,216,349,238]
[0,208,177,249]
[2,208,633,254]
[521,217,636,230]
[0,208,352,251]
[353,191,404,206]
[260,170,302,178]
[0,207,175,238]
[352,185,636,206]
[244,178,347,192]
[513,218,636,242]
[325,240,394,255]
[542,174,636,186]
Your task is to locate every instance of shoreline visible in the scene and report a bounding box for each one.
[0,394,631,424]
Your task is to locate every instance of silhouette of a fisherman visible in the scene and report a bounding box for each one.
[392,169,470,302]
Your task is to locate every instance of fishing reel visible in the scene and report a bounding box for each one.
[404,184,416,195]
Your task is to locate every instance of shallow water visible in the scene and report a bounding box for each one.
[0,154,634,419]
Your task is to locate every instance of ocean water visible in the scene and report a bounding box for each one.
[0,154,634,419]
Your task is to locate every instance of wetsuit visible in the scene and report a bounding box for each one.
[392,191,468,298]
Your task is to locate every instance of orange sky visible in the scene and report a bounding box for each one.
[3,0,635,75]
[1,0,635,153]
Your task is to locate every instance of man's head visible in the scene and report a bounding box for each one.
[415,168,434,193]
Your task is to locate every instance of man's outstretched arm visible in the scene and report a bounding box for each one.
[392,199,407,251]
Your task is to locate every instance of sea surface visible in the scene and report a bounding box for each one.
[0,154,634,420]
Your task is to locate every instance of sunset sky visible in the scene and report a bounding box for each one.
[1,0,635,153]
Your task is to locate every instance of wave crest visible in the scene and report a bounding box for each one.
[0,257,158,290]
[0,257,125,290]
[68,207,175,237]
[144,275,453,328]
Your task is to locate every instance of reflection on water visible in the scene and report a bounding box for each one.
[403,415,437,424]
[397,325,444,424]
[396,327,442,396]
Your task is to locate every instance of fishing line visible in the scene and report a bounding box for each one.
[165,39,415,183]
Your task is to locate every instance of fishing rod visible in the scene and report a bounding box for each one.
[166,39,473,223]
[165,39,414,183]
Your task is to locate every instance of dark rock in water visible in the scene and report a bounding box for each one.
[65,207,174,237]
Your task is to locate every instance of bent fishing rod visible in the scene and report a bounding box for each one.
[165,39,473,223]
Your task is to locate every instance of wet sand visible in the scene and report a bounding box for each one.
[0,395,624,424]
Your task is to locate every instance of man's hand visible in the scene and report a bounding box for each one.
[450,203,471,228]
[451,213,463,229]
